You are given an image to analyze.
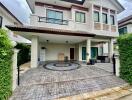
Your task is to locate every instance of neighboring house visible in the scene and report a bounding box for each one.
[118,15,132,35]
[0,2,31,43]
[6,0,124,68]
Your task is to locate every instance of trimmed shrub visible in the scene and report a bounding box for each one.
[15,43,30,66]
[0,29,13,100]
[117,34,132,84]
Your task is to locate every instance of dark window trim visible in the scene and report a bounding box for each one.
[46,9,63,20]
[94,11,100,22]
[110,15,115,25]
[0,16,3,28]
[75,11,86,23]
[119,27,127,35]
[102,13,108,24]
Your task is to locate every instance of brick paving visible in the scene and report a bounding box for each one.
[10,63,126,100]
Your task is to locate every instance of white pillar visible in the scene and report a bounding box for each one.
[86,39,91,62]
[31,36,39,68]
[12,49,19,91]
[108,38,114,62]
[115,54,120,76]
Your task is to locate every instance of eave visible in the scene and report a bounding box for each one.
[6,25,95,37]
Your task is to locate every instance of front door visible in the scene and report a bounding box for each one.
[82,47,86,60]
[70,48,74,60]
[91,47,98,59]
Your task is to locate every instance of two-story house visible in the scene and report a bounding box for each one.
[0,2,31,43]
[118,15,132,35]
[6,0,124,68]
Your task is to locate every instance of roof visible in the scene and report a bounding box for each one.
[115,0,125,12]
[118,15,132,24]
[0,2,23,25]
[6,25,95,37]
[60,0,85,5]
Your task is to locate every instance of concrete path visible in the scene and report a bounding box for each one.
[118,93,132,100]
[10,63,126,100]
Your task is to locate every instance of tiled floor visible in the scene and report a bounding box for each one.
[10,63,126,100]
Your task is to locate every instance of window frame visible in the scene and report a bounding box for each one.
[0,16,3,28]
[75,11,86,23]
[102,13,108,24]
[110,15,115,25]
[119,27,127,35]
[46,9,63,20]
[94,11,100,22]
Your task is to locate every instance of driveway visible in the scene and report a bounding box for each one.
[10,63,126,100]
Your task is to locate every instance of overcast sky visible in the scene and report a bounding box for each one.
[0,0,132,24]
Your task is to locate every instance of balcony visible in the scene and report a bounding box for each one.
[38,16,69,25]
[30,15,91,32]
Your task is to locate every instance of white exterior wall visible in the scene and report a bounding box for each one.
[127,24,132,33]
[31,36,39,68]
[0,7,31,43]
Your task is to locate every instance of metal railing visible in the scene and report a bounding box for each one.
[38,16,69,25]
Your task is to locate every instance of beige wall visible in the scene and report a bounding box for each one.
[30,0,119,37]
[40,43,77,61]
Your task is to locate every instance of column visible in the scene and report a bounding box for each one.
[115,54,120,76]
[31,36,39,68]
[78,44,82,61]
[86,39,91,63]
[108,38,114,62]
[12,49,19,90]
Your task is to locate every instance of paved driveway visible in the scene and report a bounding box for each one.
[10,63,126,100]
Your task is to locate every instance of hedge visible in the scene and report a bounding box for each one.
[0,29,13,100]
[117,34,132,84]
[15,43,30,66]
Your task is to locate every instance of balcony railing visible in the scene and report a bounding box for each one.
[38,16,69,25]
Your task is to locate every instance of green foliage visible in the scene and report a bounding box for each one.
[15,43,30,66]
[117,34,132,84]
[0,29,13,100]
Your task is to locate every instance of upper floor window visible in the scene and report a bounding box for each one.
[0,16,3,28]
[102,13,108,24]
[119,27,127,35]
[94,11,100,22]
[46,9,63,24]
[110,15,115,25]
[75,11,85,23]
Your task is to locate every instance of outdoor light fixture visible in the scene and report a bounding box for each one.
[66,41,68,43]
[46,40,49,43]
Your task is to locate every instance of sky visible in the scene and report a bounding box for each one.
[0,0,132,24]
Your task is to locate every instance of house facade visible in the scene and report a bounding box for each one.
[118,15,132,35]
[6,0,124,68]
[0,2,31,43]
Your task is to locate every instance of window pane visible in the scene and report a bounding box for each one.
[55,12,62,19]
[94,11,99,22]
[75,12,85,23]
[102,13,107,24]
[75,12,81,22]
[110,15,115,25]
[81,13,85,23]
[47,10,55,18]
[47,9,63,24]
[0,16,2,28]
[119,27,127,35]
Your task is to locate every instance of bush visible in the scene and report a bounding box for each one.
[0,29,13,100]
[117,34,132,84]
[15,43,30,66]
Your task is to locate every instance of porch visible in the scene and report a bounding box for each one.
[10,63,126,100]
[31,34,114,68]
[6,25,114,68]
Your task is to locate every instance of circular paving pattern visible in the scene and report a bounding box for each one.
[44,62,80,71]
